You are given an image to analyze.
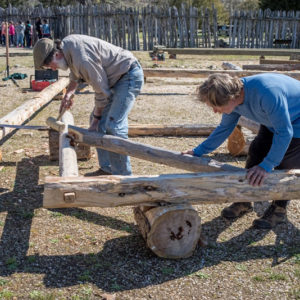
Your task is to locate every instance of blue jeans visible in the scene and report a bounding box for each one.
[17,33,24,47]
[96,62,144,175]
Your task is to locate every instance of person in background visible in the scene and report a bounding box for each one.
[182,73,300,229]
[24,20,32,48]
[15,21,25,48]
[41,19,51,38]
[35,17,42,39]
[33,35,144,176]
[1,22,6,46]
[8,21,15,47]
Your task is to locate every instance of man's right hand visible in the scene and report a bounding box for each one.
[181,150,194,155]
[59,94,74,113]
[88,118,99,132]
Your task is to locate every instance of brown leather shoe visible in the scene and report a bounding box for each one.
[252,204,286,229]
[221,202,253,219]
[84,168,112,176]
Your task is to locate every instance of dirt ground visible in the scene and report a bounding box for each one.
[0,47,299,300]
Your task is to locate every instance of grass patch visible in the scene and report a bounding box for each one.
[294,269,300,279]
[290,289,300,300]
[78,270,91,282]
[5,257,17,271]
[50,211,63,218]
[293,253,300,265]
[268,273,287,281]
[0,289,14,299]
[252,275,266,282]
[110,282,122,291]
[235,264,248,271]
[194,271,209,279]
[0,278,8,286]
[161,267,174,275]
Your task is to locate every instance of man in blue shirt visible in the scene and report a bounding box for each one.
[182,73,300,229]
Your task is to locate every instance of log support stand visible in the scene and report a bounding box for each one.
[134,204,201,259]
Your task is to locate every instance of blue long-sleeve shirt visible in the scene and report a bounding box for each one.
[193,73,300,172]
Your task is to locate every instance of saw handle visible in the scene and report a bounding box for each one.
[57,94,74,121]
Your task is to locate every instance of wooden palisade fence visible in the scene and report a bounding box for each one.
[1,4,300,49]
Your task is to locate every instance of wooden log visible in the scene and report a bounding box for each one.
[164,48,300,57]
[43,170,300,208]
[63,122,242,173]
[59,111,78,177]
[0,77,69,141]
[142,68,300,80]
[133,204,201,259]
[0,53,33,57]
[128,124,216,136]
[238,116,259,134]
[243,64,300,71]
[260,58,300,65]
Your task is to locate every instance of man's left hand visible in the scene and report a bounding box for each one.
[246,165,268,186]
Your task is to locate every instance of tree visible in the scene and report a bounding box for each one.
[259,0,300,11]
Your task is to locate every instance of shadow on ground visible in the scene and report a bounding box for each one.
[0,155,299,292]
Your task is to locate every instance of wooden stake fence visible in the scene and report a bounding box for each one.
[2,4,300,50]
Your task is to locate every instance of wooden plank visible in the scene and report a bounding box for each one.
[0,77,69,141]
[142,68,300,80]
[43,170,300,208]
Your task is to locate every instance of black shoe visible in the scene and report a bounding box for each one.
[252,204,286,229]
[221,202,253,219]
[84,168,112,176]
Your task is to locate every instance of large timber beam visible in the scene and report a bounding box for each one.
[0,77,69,140]
[142,68,300,80]
[43,170,300,208]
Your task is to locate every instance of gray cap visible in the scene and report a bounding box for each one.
[33,38,54,70]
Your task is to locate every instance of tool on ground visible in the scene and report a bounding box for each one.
[0,124,48,130]
[2,73,28,87]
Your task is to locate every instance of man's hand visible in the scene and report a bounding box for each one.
[59,94,74,113]
[181,150,194,155]
[246,165,268,187]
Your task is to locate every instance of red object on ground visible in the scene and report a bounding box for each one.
[31,80,51,91]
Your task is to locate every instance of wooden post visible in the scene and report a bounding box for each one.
[5,22,9,77]
[59,111,78,177]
